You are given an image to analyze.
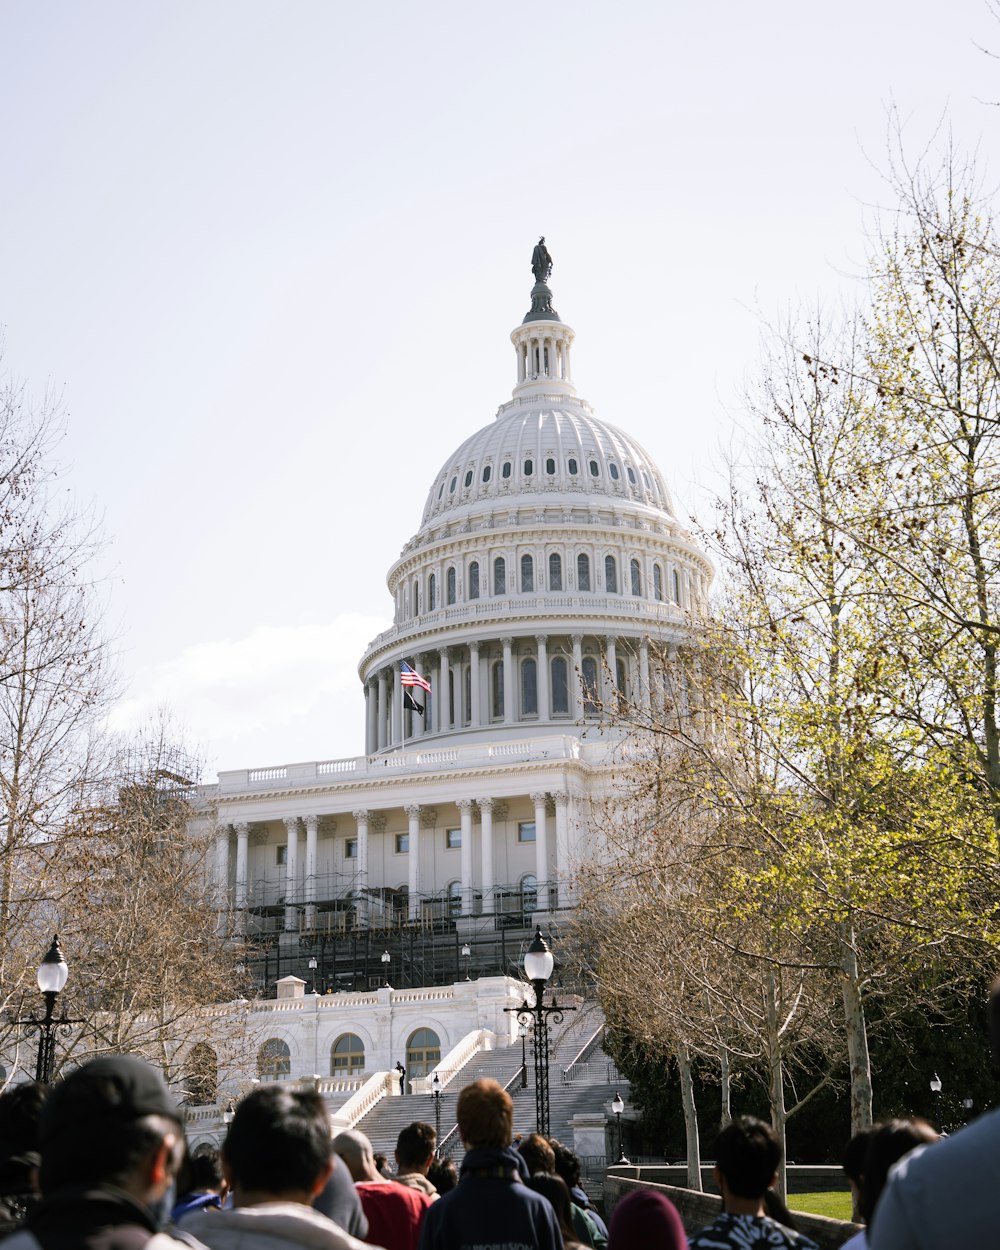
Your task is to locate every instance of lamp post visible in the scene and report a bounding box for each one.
[962,1095,974,1124]
[518,1021,528,1089]
[381,950,391,987]
[461,942,471,981]
[930,1073,942,1126]
[504,927,575,1137]
[612,1091,629,1164]
[18,935,76,1084]
[432,1072,442,1151]
[307,956,318,994]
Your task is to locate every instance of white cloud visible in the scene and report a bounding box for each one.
[109,613,391,780]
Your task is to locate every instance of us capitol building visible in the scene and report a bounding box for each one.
[187,244,711,1124]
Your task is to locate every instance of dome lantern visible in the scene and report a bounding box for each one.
[511,238,576,401]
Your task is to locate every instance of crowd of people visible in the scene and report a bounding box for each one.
[0,999,997,1250]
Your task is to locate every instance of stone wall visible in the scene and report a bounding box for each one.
[604,1174,862,1250]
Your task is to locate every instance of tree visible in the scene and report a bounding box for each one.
[52,720,256,1093]
[0,357,111,1074]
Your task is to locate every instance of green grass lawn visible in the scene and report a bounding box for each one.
[788,1191,855,1222]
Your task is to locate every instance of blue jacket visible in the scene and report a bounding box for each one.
[417,1147,563,1250]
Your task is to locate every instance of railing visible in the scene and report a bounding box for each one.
[563,1023,606,1076]
[330,1070,398,1131]
[434,1062,525,1160]
[562,1061,627,1085]
[413,1028,493,1093]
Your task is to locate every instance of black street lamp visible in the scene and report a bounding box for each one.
[518,1021,528,1089]
[461,942,471,981]
[432,1072,442,1151]
[307,956,318,994]
[18,936,76,1084]
[612,1091,629,1164]
[930,1072,942,1127]
[381,950,391,988]
[504,927,575,1137]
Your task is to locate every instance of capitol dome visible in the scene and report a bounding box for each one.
[358,253,711,755]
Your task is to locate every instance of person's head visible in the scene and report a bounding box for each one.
[177,1145,223,1197]
[861,1118,938,1228]
[456,1079,512,1151]
[713,1116,781,1202]
[549,1139,581,1190]
[374,1152,390,1177]
[426,1156,458,1195]
[843,1126,875,1201]
[608,1189,686,1250]
[518,1133,555,1176]
[396,1122,436,1174]
[526,1174,576,1244]
[38,1055,184,1208]
[0,1082,46,1164]
[223,1085,332,1203]
[332,1129,380,1183]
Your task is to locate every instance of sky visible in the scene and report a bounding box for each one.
[1,1,998,780]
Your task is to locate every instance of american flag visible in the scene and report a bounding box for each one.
[400,661,432,693]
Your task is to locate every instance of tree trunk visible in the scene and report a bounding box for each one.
[677,1040,702,1191]
[840,924,873,1134]
[719,1044,732,1130]
[765,969,787,1201]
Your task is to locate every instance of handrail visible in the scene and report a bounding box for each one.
[563,1023,605,1077]
[438,1064,526,1159]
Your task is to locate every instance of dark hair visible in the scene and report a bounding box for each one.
[176,1144,223,1197]
[41,1113,177,1193]
[843,1127,876,1185]
[862,1119,938,1228]
[456,1079,512,1150]
[396,1122,436,1169]
[426,1156,458,1195]
[549,1139,581,1189]
[714,1116,781,1200]
[224,1085,331,1195]
[518,1132,555,1176]
[0,1083,47,1158]
[526,1174,576,1244]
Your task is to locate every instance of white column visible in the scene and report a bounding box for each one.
[215,824,230,899]
[605,635,618,705]
[392,671,402,745]
[571,634,584,718]
[366,681,377,753]
[470,642,482,726]
[479,797,495,914]
[304,814,318,928]
[377,671,388,750]
[532,791,549,909]
[502,636,514,724]
[517,341,526,382]
[457,798,474,914]
[639,638,651,711]
[284,817,299,931]
[536,635,549,720]
[353,809,370,928]
[553,791,571,908]
[564,340,572,380]
[438,648,450,732]
[406,804,421,919]
[454,657,465,727]
[234,822,249,913]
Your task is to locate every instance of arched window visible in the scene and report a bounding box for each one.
[412,578,420,616]
[494,557,506,596]
[568,458,578,475]
[331,1033,365,1076]
[429,572,437,611]
[406,1028,441,1079]
[549,552,562,591]
[631,558,642,597]
[581,656,599,714]
[627,466,637,485]
[551,657,569,715]
[446,566,456,605]
[545,457,556,475]
[521,554,534,593]
[523,459,534,477]
[672,569,681,604]
[449,667,455,725]
[589,459,600,477]
[464,470,473,488]
[653,563,663,601]
[186,1042,218,1105]
[521,658,538,716]
[468,561,480,600]
[447,880,463,916]
[492,660,504,719]
[482,464,492,483]
[520,874,538,914]
[449,476,457,493]
[258,1038,291,1082]
[609,463,620,481]
[464,664,471,724]
[605,555,618,594]
[577,553,591,592]
[502,461,512,479]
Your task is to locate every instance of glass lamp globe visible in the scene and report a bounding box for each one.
[523,928,554,984]
[612,1092,625,1115]
[37,935,68,995]
[432,1073,441,1094]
